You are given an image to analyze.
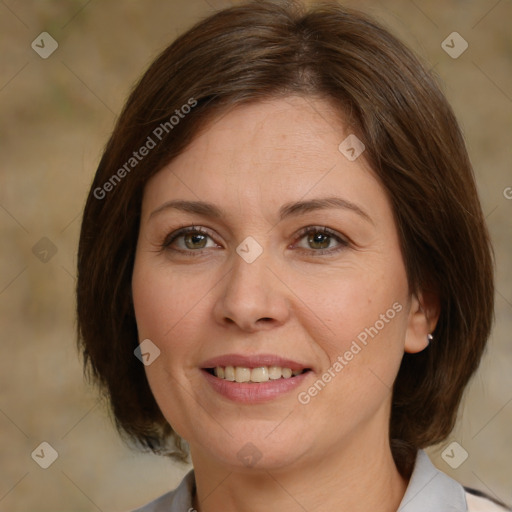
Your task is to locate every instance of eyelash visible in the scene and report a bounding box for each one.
[160,225,349,257]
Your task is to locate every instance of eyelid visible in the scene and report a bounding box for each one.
[160,224,349,256]
[291,225,349,254]
[160,225,221,251]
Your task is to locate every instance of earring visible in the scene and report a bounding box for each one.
[427,334,433,342]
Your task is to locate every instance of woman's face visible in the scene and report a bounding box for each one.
[132,96,430,471]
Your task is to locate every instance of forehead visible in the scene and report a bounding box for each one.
[174,96,350,175]
[141,96,388,221]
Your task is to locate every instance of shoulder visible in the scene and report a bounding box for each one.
[465,488,511,512]
[130,469,195,512]
[399,450,510,512]
[128,459,511,512]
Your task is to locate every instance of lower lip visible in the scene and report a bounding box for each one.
[201,369,311,403]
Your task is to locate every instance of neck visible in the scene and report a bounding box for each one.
[190,423,408,512]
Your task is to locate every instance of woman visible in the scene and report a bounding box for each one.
[76,1,508,510]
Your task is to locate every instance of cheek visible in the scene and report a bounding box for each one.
[131,259,198,401]
[132,259,200,342]
[131,260,203,438]
[295,264,410,408]
[300,264,407,345]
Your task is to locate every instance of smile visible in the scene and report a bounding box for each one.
[206,365,310,383]
[200,354,313,402]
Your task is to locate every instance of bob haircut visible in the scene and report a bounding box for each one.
[77,0,494,477]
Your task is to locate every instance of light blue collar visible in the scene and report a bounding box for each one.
[398,450,467,511]
[133,449,467,511]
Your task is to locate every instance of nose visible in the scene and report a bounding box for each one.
[212,250,291,332]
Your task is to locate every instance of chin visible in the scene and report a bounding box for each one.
[192,425,309,472]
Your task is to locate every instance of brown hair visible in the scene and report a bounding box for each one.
[77,0,494,477]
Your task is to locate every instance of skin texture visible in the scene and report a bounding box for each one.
[131,96,438,512]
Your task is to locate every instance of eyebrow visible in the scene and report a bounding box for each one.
[149,196,373,224]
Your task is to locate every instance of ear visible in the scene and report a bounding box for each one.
[404,289,440,354]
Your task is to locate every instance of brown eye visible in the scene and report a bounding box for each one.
[307,232,333,250]
[295,226,348,254]
[183,231,208,249]
[162,226,219,253]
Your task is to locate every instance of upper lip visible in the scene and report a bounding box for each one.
[201,354,310,371]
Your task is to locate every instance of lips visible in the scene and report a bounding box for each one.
[201,353,310,371]
[200,354,312,402]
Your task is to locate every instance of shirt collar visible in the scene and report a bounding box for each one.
[397,450,467,511]
[134,449,467,511]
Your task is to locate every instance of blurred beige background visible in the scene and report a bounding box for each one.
[0,0,510,510]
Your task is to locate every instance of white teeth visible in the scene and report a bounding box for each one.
[268,366,282,380]
[250,367,269,383]
[235,367,251,383]
[224,366,235,381]
[282,368,292,379]
[212,365,304,383]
